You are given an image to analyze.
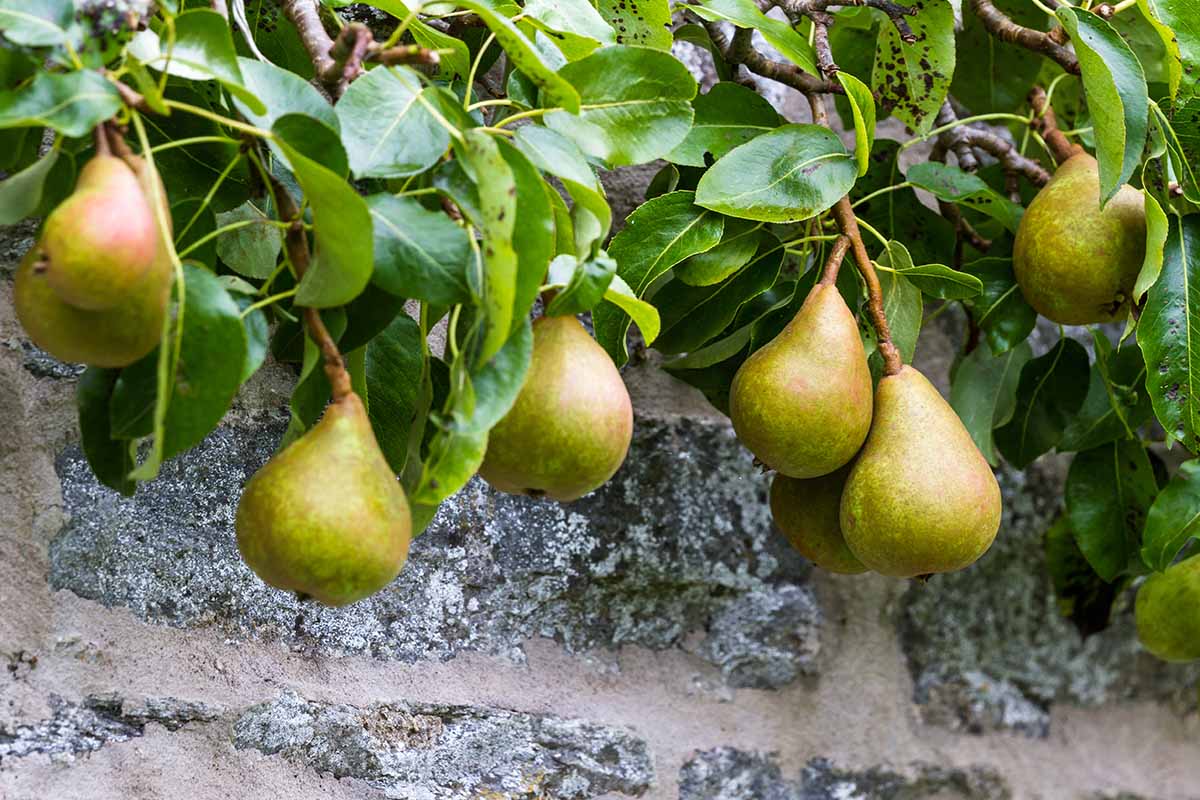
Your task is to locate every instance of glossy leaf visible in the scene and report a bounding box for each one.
[1134,189,1169,302]
[905,161,1023,233]
[868,248,922,368]
[950,341,1032,465]
[667,82,780,168]
[595,0,671,48]
[872,0,955,135]
[235,57,340,133]
[368,194,472,306]
[0,147,57,224]
[146,11,264,114]
[951,0,1043,113]
[837,72,876,176]
[674,220,761,286]
[1066,440,1157,582]
[77,368,136,497]
[523,0,616,59]
[496,139,555,332]
[963,257,1037,356]
[0,0,73,46]
[1142,459,1200,572]
[688,0,818,74]
[0,71,121,137]
[337,66,450,178]
[365,314,424,474]
[1045,515,1122,638]
[1138,0,1199,100]
[995,336,1090,468]
[215,202,283,280]
[544,253,616,315]
[1058,335,1152,453]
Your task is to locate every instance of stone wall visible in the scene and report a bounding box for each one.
[2,177,1200,798]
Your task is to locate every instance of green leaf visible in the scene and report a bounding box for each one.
[1045,515,1122,638]
[1056,7,1149,202]
[653,238,783,354]
[962,257,1037,356]
[77,368,136,496]
[1059,340,1152,452]
[468,316,534,432]
[595,0,671,48]
[593,191,724,365]
[276,137,374,308]
[667,82,779,168]
[851,140,955,266]
[1142,459,1200,571]
[546,45,696,166]
[601,274,661,347]
[147,10,264,114]
[365,0,472,78]
[877,241,982,299]
[868,249,922,368]
[0,147,57,224]
[234,57,340,133]
[461,129,518,365]
[0,0,73,46]
[950,341,1032,465]
[836,72,875,176]
[513,124,611,253]
[994,336,1090,468]
[365,314,424,474]
[688,0,818,74]
[872,0,955,135]
[496,139,555,332]
[0,71,121,137]
[951,0,1043,113]
[215,202,283,280]
[545,252,616,315]
[523,0,616,59]
[1138,213,1200,452]
[905,161,1024,233]
[1134,189,1169,302]
[368,194,472,306]
[674,220,761,286]
[336,66,450,178]
[695,124,856,223]
[457,0,581,112]
[1066,440,1157,582]
[1138,0,1199,100]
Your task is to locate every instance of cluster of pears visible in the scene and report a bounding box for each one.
[1013,152,1147,325]
[1135,554,1200,663]
[731,281,1002,577]
[14,144,173,367]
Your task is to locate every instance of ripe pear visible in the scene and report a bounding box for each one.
[479,315,633,501]
[1135,554,1200,662]
[841,366,1001,577]
[729,283,872,478]
[1013,153,1146,325]
[770,467,867,574]
[39,154,159,311]
[236,392,412,606]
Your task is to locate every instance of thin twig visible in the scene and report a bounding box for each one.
[819,235,851,285]
[280,0,336,78]
[832,196,902,375]
[1028,85,1083,165]
[810,13,838,77]
[210,0,229,19]
[699,19,842,95]
[968,0,1079,74]
[781,0,917,42]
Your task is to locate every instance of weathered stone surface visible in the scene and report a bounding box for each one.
[0,694,219,763]
[677,748,1011,800]
[233,690,654,799]
[900,460,1200,735]
[49,412,819,687]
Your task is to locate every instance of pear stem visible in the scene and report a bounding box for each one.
[267,171,353,401]
[819,235,851,286]
[832,196,903,376]
[1028,86,1082,165]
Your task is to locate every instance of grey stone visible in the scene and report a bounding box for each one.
[677,748,1011,800]
[0,694,219,764]
[49,412,819,686]
[900,460,1200,735]
[232,689,654,799]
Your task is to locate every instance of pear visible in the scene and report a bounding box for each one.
[39,154,159,311]
[841,366,1001,577]
[236,392,411,606]
[771,467,867,574]
[14,155,173,368]
[1135,554,1200,663]
[479,315,633,501]
[1013,153,1146,325]
[729,283,872,478]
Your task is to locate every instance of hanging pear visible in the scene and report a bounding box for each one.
[1013,153,1146,325]
[729,283,872,478]
[14,153,172,368]
[841,366,1001,577]
[1135,554,1200,662]
[236,392,412,606]
[479,315,633,501]
[771,467,867,575]
[39,154,159,311]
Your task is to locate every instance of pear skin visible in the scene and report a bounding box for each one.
[771,467,867,574]
[40,155,158,311]
[1013,153,1146,325]
[236,392,412,606]
[1135,554,1200,662]
[841,366,1001,577]
[479,315,633,501]
[729,283,872,478]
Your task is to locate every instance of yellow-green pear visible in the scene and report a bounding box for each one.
[729,283,872,478]
[479,315,633,501]
[39,154,159,311]
[236,392,412,606]
[1135,554,1200,662]
[770,467,867,574]
[1013,153,1146,325]
[841,366,1001,577]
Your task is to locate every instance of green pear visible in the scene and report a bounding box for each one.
[479,315,633,501]
[729,283,872,478]
[1135,554,1200,663]
[236,392,411,606]
[841,366,1001,577]
[1013,153,1146,325]
[14,152,171,367]
[771,466,867,574]
[39,155,159,311]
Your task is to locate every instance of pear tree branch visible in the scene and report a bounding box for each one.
[832,196,903,376]
[967,0,1080,75]
[1029,85,1083,165]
